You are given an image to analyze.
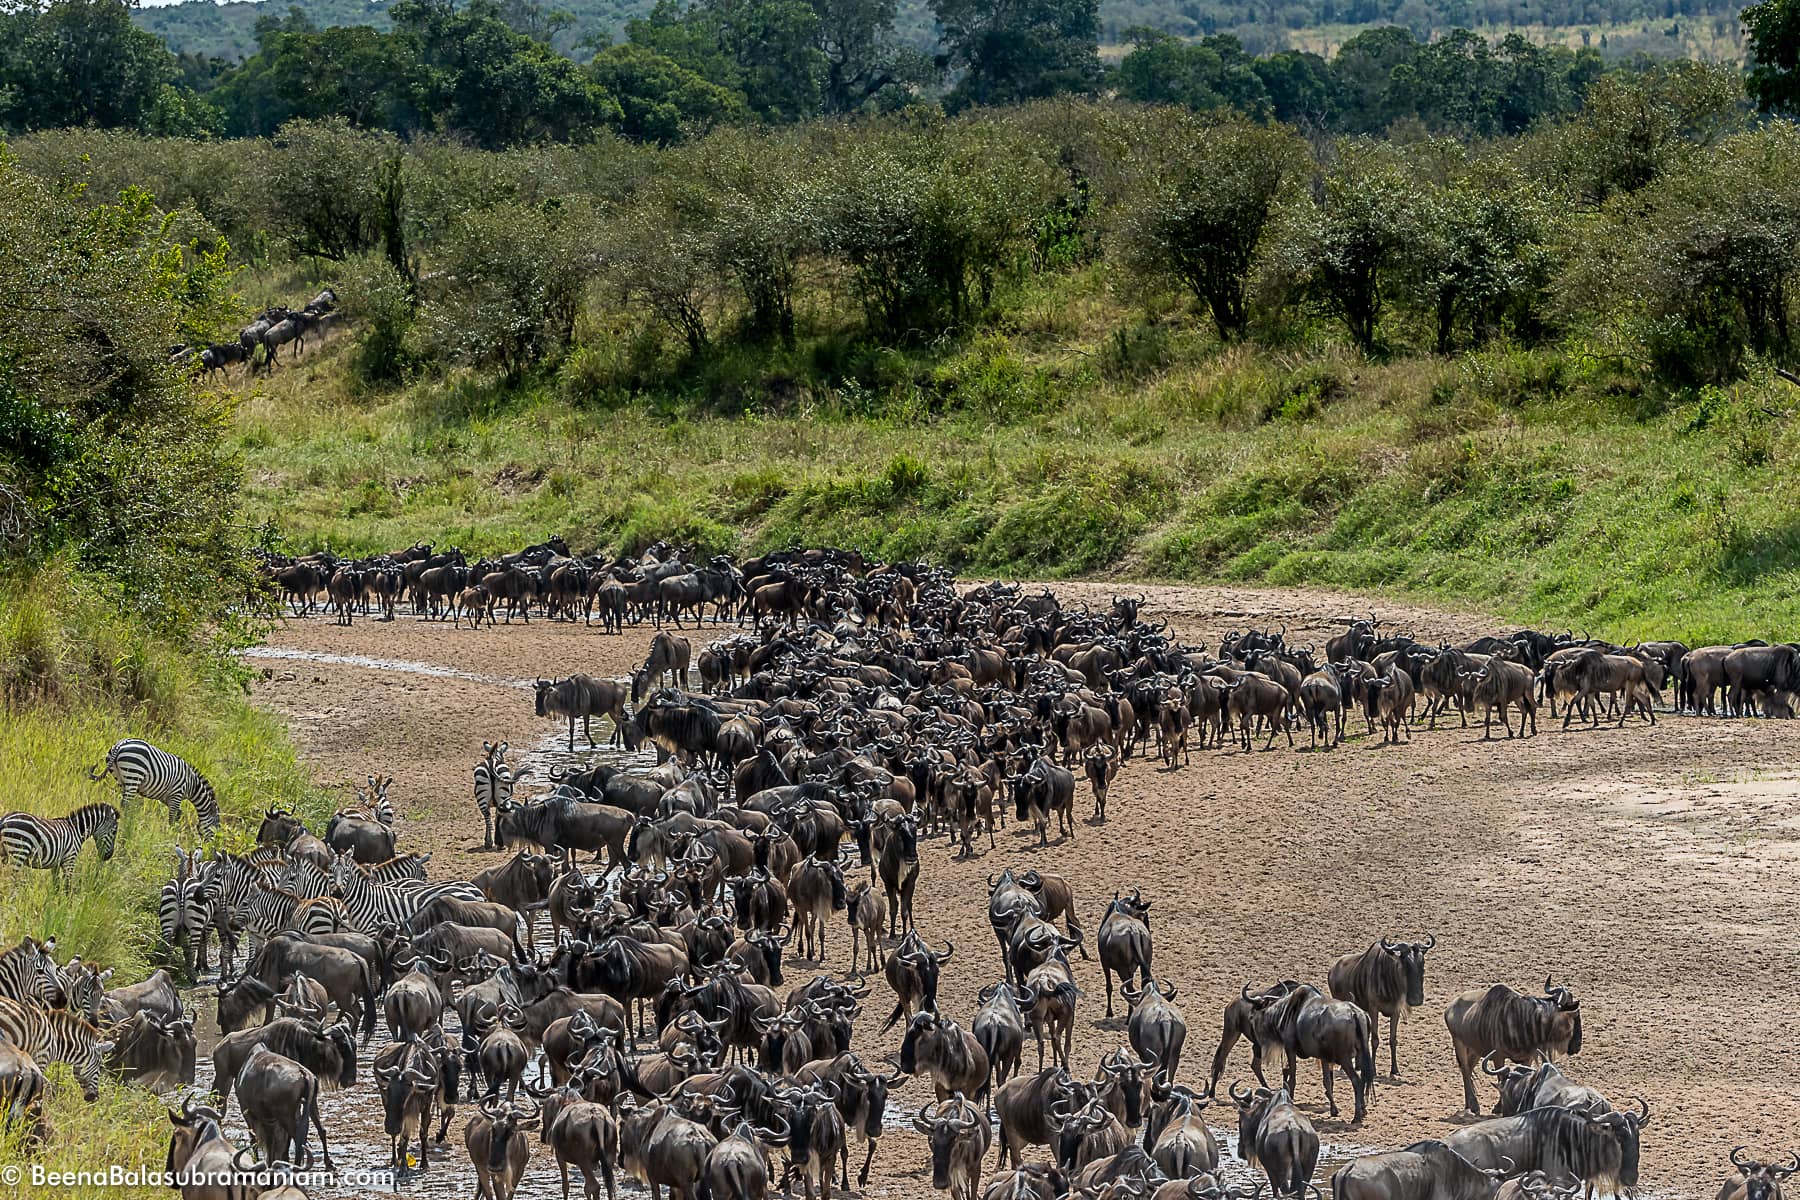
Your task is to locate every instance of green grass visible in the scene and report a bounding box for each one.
[0,559,331,1186]
[232,263,1800,647]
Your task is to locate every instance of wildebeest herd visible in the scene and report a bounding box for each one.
[170,288,340,380]
[1,543,1795,1200]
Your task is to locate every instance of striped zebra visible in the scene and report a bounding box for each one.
[203,853,303,968]
[160,866,217,978]
[273,860,352,934]
[0,803,120,871]
[473,741,523,850]
[90,739,220,837]
[363,853,431,884]
[354,774,395,826]
[0,938,60,1006]
[0,996,113,1101]
[327,853,480,934]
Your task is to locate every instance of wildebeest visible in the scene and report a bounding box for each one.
[465,1097,537,1200]
[1445,1101,1647,1197]
[1244,981,1374,1122]
[235,1044,333,1169]
[883,929,951,1030]
[1123,977,1186,1084]
[1720,1148,1799,1200]
[1332,1139,1506,1200]
[1444,979,1583,1113]
[972,982,1032,1097]
[899,1010,990,1103]
[535,675,631,752]
[1481,1057,1610,1116]
[1328,934,1435,1077]
[1231,1081,1319,1198]
[1096,889,1153,1019]
[915,1093,989,1200]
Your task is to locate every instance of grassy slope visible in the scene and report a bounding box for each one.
[0,561,331,1196]
[237,264,1800,645]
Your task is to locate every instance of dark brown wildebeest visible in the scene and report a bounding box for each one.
[535,675,630,752]
[789,854,848,963]
[235,1044,333,1169]
[1096,889,1153,1018]
[464,1097,537,1200]
[1464,659,1538,739]
[875,812,920,936]
[1444,978,1583,1114]
[1558,649,1659,728]
[845,880,887,974]
[1332,1139,1506,1200]
[916,1093,990,1200]
[633,631,692,699]
[1247,981,1374,1123]
[1209,979,1296,1091]
[1445,1102,1647,1197]
[1328,934,1435,1077]
[972,981,1032,1097]
[883,929,951,1030]
[103,1010,195,1091]
[1048,1093,1128,1175]
[1720,1148,1799,1200]
[1227,673,1293,752]
[1480,1056,1611,1116]
[1123,977,1186,1084]
[992,1065,1090,1170]
[1143,1081,1219,1180]
[1724,644,1800,716]
[1006,757,1076,847]
[1083,744,1119,820]
[1231,1081,1319,1198]
[1362,665,1416,745]
[899,1010,989,1104]
[1299,665,1346,749]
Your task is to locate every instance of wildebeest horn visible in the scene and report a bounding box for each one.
[1630,1095,1650,1127]
[1731,1147,1756,1171]
[1480,1052,1507,1077]
[1544,975,1556,995]
[1380,935,1399,952]
[1419,933,1436,951]
[1228,1079,1251,1105]
[1240,982,1257,1003]
[936,939,953,961]
[1779,1152,1800,1177]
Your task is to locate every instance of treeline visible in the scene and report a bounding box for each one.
[1103,0,1742,42]
[0,0,1782,147]
[17,75,1794,395]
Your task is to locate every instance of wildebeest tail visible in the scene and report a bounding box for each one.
[883,999,906,1031]
[1357,1014,1375,1094]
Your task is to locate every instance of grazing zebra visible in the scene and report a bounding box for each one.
[0,938,60,1006]
[473,742,524,851]
[0,996,113,1101]
[327,852,480,934]
[0,803,120,871]
[90,740,220,837]
[57,960,111,1021]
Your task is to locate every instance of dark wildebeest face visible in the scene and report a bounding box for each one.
[378,1061,437,1137]
[898,1012,937,1074]
[1544,977,1582,1054]
[534,680,553,717]
[1731,1148,1798,1200]
[914,1100,979,1189]
[1382,934,1435,1008]
[1229,1081,1274,1158]
[1589,1097,1651,1191]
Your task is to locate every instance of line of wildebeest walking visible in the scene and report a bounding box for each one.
[170,288,341,379]
[2,543,1792,1200]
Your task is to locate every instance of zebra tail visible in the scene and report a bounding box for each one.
[88,759,111,783]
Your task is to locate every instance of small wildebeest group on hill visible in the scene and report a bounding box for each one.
[4,551,1785,1200]
[169,287,339,380]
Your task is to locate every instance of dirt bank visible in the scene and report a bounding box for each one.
[245,583,1800,1197]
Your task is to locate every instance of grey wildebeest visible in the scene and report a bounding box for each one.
[1143,1081,1220,1180]
[1332,1139,1506,1200]
[899,1010,990,1103]
[1096,889,1153,1019]
[1328,934,1435,1077]
[1445,1101,1647,1197]
[235,1044,334,1169]
[916,1093,991,1200]
[1245,981,1374,1122]
[1444,978,1583,1114]
[1480,1057,1610,1116]
[1231,1081,1319,1198]
[465,1097,537,1200]
[1720,1148,1799,1200]
[1122,977,1186,1084]
[883,929,951,1030]
[992,1066,1090,1170]
[972,982,1032,1097]
[535,676,631,752]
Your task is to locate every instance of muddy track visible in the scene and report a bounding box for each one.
[237,583,1800,1197]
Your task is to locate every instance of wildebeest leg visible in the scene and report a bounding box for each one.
[1388,1013,1400,1076]
[1454,1043,1481,1112]
[584,714,596,748]
[1320,1059,1337,1117]
[859,1140,877,1186]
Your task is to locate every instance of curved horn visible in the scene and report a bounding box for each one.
[1480,1051,1508,1077]
[1228,1079,1252,1105]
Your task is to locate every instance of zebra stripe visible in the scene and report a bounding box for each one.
[0,997,110,1099]
[91,740,219,836]
[473,744,516,850]
[0,804,119,870]
[327,857,480,934]
[0,940,58,1007]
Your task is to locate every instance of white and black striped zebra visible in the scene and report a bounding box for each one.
[473,741,522,850]
[203,853,302,970]
[90,739,220,837]
[0,803,120,871]
[160,869,218,978]
[355,774,395,827]
[274,860,352,934]
[327,853,480,934]
[0,938,60,1006]
[0,996,113,1101]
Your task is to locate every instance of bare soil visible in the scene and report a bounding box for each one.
[241,583,1800,1198]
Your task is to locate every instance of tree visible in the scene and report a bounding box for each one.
[930,0,1103,111]
[1546,61,1746,203]
[0,156,243,632]
[0,0,187,133]
[393,0,622,149]
[1273,140,1430,353]
[627,0,826,122]
[1253,50,1336,128]
[1113,30,1271,115]
[1414,163,1555,352]
[259,120,397,261]
[811,0,918,113]
[1116,112,1307,341]
[1327,25,1419,133]
[212,21,432,137]
[590,44,746,144]
[1744,0,1800,116]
